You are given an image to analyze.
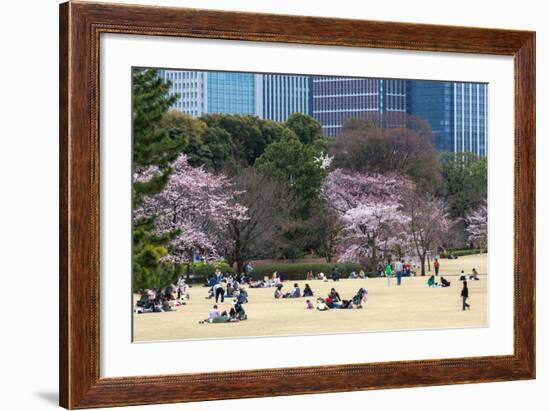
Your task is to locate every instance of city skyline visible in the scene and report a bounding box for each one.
[158,68,488,155]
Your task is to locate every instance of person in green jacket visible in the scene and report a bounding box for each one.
[385,261,392,286]
[427,275,436,287]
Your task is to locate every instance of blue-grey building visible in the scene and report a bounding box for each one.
[311,77,407,136]
[207,72,258,115]
[159,69,488,156]
[259,74,313,121]
[407,81,488,156]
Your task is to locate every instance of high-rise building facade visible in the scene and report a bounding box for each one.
[206,72,258,115]
[159,70,260,117]
[259,74,313,121]
[159,69,207,117]
[159,69,487,156]
[452,82,488,156]
[407,81,488,156]
[311,77,407,136]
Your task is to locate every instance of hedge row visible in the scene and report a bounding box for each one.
[248,262,372,281]
[440,249,487,258]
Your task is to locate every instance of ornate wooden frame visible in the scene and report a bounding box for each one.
[59,1,536,408]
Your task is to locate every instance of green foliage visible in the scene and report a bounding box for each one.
[132,69,181,292]
[439,249,487,258]
[133,220,168,292]
[249,262,371,280]
[255,136,327,217]
[160,111,235,172]
[187,261,236,283]
[439,152,487,219]
[286,113,324,146]
[132,69,181,167]
[201,114,293,166]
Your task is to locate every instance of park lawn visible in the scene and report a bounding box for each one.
[133,254,488,342]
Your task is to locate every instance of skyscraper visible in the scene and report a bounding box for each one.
[407,81,488,156]
[159,69,487,156]
[311,77,407,136]
[159,70,260,117]
[206,72,258,115]
[259,74,313,121]
[159,69,207,117]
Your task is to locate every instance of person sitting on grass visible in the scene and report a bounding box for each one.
[290,283,301,298]
[329,288,341,303]
[348,271,358,279]
[225,282,235,298]
[306,270,314,281]
[459,270,467,281]
[233,299,247,320]
[469,268,480,281]
[306,299,314,309]
[332,266,341,282]
[317,272,327,281]
[316,297,329,311]
[358,270,366,279]
[303,283,314,297]
[199,305,231,324]
[274,284,288,299]
[177,276,190,301]
[237,288,248,304]
[441,276,451,287]
[427,275,438,287]
[352,287,368,308]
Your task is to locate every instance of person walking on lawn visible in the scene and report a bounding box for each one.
[461,281,470,311]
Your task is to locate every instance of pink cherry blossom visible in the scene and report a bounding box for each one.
[134,154,248,263]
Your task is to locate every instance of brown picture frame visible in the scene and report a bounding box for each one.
[59,1,536,408]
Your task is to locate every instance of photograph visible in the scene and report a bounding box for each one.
[131,68,489,342]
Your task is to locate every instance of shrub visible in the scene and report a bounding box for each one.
[186,261,236,284]
[440,249,487,258]
[249,262,373,281]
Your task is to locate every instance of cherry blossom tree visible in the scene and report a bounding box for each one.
[322,169,413,265]
[400,191,450,276]
[134,154,248,264]
[465,201,487,253]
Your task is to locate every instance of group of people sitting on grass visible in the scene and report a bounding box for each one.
[199,299,248,324]
[134,277,191,314]
[427,268,481,288]
[207,279,249,304]
[427,275,451,288]
[273,283,314,299]
[311,287,368,310]
[460,268,480,281]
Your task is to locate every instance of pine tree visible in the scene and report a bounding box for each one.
[131,69,180,292]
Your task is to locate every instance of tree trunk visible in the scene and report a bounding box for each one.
[420,253,426,276]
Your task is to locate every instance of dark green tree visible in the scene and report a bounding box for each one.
[286,113,324,146]
[439,151,487,220]
[132,69,181,167]
[160,111,234,172]
[132,69,179,292]
[201,114,294,166]
[255,136,327,218]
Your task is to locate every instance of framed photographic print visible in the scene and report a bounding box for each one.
[59,1,535,408]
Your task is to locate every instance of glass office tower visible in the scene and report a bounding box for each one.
[311,77,407,136]
[407,80,487,156]
[206,72,257,115]
[260,74,313,121]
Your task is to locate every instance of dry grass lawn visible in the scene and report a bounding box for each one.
[133,254,487,342]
